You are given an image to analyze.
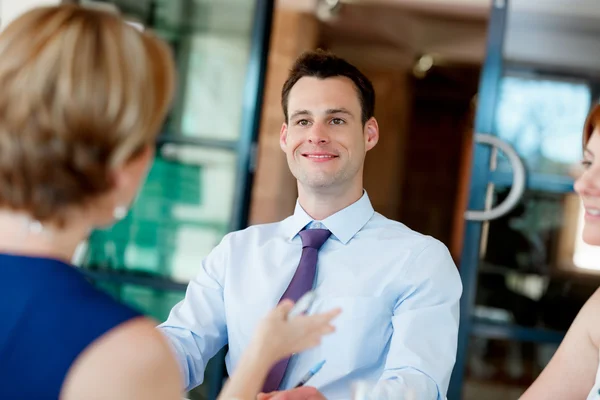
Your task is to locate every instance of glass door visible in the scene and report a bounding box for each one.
[449,0,600,398]
[73,1,274,399]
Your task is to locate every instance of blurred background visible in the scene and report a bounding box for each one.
[3,0,600,399]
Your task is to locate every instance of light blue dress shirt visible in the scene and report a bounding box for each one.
[159,192,462,399]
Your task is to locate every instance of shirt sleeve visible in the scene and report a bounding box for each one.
[374,238,462,399]
[157,234,231,391]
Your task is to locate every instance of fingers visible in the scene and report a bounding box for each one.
[275,299,295,318]
[293,309,341,351]
[268,387,320,400]
[301,307,341,324]
[297,307,341,332]
[300,308,341,328]
[318,307,342,322]
[318,324,336,335]
[257,392,279,400]
[288,386,320,399]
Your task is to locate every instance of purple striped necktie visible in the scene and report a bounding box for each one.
[261,228,331,393]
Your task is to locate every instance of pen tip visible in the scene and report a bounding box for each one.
[314,360,326,371]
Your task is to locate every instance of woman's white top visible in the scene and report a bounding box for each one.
[587,355,600,400]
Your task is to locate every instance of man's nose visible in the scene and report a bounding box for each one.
[307,124,330,144]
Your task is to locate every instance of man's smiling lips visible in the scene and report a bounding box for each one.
[301,152,339,162]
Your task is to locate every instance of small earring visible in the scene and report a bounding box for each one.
[113,205,128,221]
[27,219,44,235]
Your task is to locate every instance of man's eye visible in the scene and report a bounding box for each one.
[331,118,345,125]
[297,120,310,126]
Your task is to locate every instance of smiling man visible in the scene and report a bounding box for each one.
[159,50,462,400]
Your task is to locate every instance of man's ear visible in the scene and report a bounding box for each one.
[279,123,288,152]
[364,117,379,152]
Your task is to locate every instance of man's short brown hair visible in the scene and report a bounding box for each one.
[0,5,175,224]
[281,50,375,125]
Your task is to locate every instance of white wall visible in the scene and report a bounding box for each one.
[1,0,60,29]
[504,11,600,74]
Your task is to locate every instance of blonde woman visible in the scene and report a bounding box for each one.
[0,5,338,400]
[521,104,600,400]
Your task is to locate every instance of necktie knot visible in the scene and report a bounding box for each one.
[299,228,331,250]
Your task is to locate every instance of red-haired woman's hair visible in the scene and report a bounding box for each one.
[584,104,600,146]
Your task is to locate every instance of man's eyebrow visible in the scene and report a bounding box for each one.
[290,110,312,119]
[325,108,353,116]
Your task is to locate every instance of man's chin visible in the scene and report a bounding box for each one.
[302,179,340,190]
[292,168,347,190]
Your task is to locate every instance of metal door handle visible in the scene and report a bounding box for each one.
[464,133,526,221]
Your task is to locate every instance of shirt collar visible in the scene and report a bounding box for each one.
[282,191,375,245]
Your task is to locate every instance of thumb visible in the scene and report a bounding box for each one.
[257,393,279,400]
[275,299,295,318]
[257,394,275,400]
[281,386,319,399]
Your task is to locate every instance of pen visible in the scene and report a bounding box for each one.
[294,360,326,388]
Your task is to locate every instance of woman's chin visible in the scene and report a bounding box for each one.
[582,229,600,246]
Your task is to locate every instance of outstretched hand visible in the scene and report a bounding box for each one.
[251,299,341,363]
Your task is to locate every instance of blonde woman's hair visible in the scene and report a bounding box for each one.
[0,4,175,224]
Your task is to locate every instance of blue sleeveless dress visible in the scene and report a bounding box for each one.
[0,253,141,399]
